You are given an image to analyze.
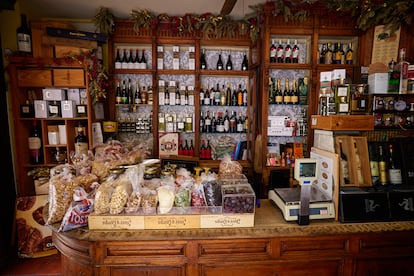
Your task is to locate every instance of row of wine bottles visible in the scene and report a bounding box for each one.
[200,49,248,71]
[200,110,248,133]
[270,39,300,63]
[200,83,248,106]
[114,48,147,69]
[318,42,354,65]
[115,79,152,105]
[268,78,300,105]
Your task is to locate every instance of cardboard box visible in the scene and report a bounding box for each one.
[42,88,65,101]
[34,100,48,118]
[58,125,67,144]
[368,73,388,94]
[158,132,179,157]
[61,100,76,118]
[16,195,57,258]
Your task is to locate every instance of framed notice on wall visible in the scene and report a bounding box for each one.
[371,25,401,65]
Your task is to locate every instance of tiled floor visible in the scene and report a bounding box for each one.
[0,253,62,276]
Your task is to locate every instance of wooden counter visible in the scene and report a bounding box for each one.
[52,200,414,275]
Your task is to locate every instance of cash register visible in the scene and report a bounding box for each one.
[268,158,335,224]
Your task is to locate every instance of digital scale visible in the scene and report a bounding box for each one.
[269,158,335,224]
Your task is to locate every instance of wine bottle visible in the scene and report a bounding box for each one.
[292,39,299,63]
[354,142,364,185]
[178,140,184,155]
[378,144,389,185]
[185,113,193,132]
[206,140,212,160]
[134,82,141,105]
[121,49,128,69]
[200,84,205,106]
[200,139,206,159]
[332,42,340,64]
[270,39,277,63]
[121,80,128,104]
[28,121,43,164]
[324,42,333,64]
[200,111,205,132]
[237,84,243,106]
[268,77,275,104]
[128,49,134,69]
[204,111,212,133]
[140,49,147,69]
[368,143,380,186]
[397,48,409,94]
[134,49,140,69]
[237,112,244,133]
[223,110,230,133]
[220,84,227,106]
[115,80,122,104]
[127,79,133,104]
[243,86,248,106]
[225,54,233,70]
[345,42,353,64]
[16,14,32,56]
[48,100,61,117]
[275,79,283,104]
[241,52,248,70]
[283,79,291,104]
[388,143,402,185]
[339,43,345,64]
[276,39,284,63]
[284,39,292,63]
[189,140,194,157]
[229,111,236,133]
[291,79,299,105]
[231,86,238,106]
[216,51,224,70]
[226,82,232,106]
[115,48,122,69]
[200,48,207,69]
[74,125,88,156]
[319,43,326,64]
[339,140,350,184]
[211,112,217,133]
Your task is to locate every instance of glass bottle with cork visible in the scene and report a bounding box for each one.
[74,124,88,156]
[17,14,32,56]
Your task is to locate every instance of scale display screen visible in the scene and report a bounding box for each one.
[299,162,316,178]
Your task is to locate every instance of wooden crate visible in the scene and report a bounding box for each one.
[311,115,374,130]
[335,136,371,187]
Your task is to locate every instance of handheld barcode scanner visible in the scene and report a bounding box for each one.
[294,158,318,225]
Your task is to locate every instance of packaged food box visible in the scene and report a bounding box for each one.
[221,184,255,214]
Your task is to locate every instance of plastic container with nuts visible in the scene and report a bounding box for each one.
[218,174,248,185]
[221,184,255,214]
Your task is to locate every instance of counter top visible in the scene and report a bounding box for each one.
[53,200,414,241]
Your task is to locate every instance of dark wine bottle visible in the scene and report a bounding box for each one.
[292,39,299,63]
[216,52,224,70]
[225,54,233,70]
[115,48,122,69]
[115,80,122,104]
[17,14,32,56]
[284,39,292,63]
[270,39,277,63]
[241,52,248,70]
[74,125,89,156]
[28,121,43,164]
[200,48,207,69]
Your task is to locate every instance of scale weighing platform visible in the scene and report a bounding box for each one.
[269,186,335,222]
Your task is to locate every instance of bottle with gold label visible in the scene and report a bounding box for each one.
[74,125,88,156]
[283,78,291,104]
[275,79,283,104]
[291,79,299,105]
[378,144,389,185]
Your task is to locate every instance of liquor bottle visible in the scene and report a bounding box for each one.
[128,49,134,69]
[216,51,224,70]
[388,143,402,185]
[204,111,212,133]
[220,84,227,106]
[115,48,122,69]
[216,112,224,133]
[115,80,122,104]
[241,52,248,70]
[292,39,299,63]
[206,140,212,159]
[74,125,89,156]
[200,84,205,105]
[229,111,236,133]
[200,48,207,69]
[223,110,230,133]
[20,99,34,118]
[175,87,181,106]
[283,79,291,104]
[237,84,243,106]
[226,82,232,106]
[275,79,283,104]
[350,84,367,114]
[183,140,189,156]
[141,85,148,104]
[339,140,350,184]
[243,86,248,106]
[225,54,233,70]
[121,80,128,104]
[291,79,299,105]
[243,114,248,133]
[284,39,292,63]
[16,14,32,56]
[127,79,133,104]
[231,86,238,106]
[332,43,340,64]
[215,83,221,106]
[134,82,141,105]
[397,48,409,94]
[368,143,380,186]
[378,144,389,185]
[185,113,193,132]
[354,142,364,185]
[211,112,217,133]
[134,49,140,69]
[164,88,170,105]
[268,77,275,104]
[28,121,43,164]
[200,111,205,132]
[270,39,277,63]
[237,112,244,133]
[324,42,333,64]
[319,43,326,64]
[345,42,353,64]
[276,39,284,63]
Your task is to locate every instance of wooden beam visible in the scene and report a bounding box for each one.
[220,0,238,15]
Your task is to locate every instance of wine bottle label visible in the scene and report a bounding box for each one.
[75,142,88,155]
[28,137,41,150]
[17,33,31,52]
[389,169,402,184]
[275,95,283,103]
